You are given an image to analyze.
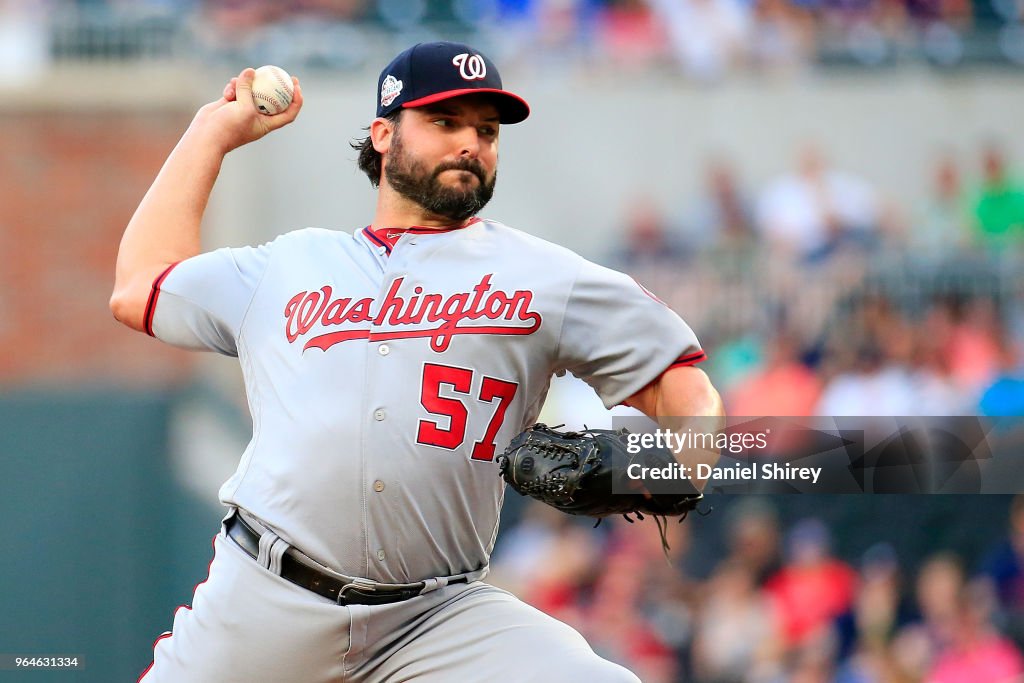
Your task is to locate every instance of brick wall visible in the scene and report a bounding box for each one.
[0,112,198,386]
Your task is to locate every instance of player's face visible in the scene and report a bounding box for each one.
[383,97,500,222]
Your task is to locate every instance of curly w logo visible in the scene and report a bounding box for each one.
[452,53,487,81]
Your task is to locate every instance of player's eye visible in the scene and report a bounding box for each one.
[433,118,453,127]
[479,126,497,137]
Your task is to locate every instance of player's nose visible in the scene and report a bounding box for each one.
[456,129,482,159]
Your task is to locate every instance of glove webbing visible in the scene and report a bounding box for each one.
[595,508,695,564]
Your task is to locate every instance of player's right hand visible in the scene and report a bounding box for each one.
[190,68,303,154]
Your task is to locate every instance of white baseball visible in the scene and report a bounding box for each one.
[250,65,294,116]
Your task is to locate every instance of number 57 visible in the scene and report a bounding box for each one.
[416,363,519,462]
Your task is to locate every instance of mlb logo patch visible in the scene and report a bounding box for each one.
[381,75,403,107]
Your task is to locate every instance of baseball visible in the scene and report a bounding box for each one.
[250,65,294,116]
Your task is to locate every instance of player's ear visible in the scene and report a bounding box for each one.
[370,117,394,155]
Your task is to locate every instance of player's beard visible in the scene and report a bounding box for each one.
[384,134,496,223]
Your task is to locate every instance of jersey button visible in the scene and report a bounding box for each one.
[373,480,385,492]
[374,409,386,421]
[378,344,390,356]
[377,549,386,561]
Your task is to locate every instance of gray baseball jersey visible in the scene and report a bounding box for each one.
[148,218,704,584]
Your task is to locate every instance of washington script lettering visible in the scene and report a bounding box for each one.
[284,274,542,353]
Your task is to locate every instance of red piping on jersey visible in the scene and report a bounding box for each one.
[137,534,219,682]
[631,277,666,305]
[365,229,393,254]
[144,262,181,337]
[615,350,710,409]
[669,350,707,368]
[364,218,482,255]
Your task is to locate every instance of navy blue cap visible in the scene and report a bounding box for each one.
[376,42,530,124]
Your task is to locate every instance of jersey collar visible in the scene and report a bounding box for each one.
[364,217,482,254]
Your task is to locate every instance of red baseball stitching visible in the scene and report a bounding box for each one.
[253,91,283,113]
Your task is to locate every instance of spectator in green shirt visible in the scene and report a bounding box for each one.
[973,146,1024,245]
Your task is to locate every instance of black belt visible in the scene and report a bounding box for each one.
[225,513,466,606]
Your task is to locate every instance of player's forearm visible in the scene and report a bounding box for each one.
[657,371,724,489]
[655,369,725,421]
[627,366,725,490]
[110,124,227,331]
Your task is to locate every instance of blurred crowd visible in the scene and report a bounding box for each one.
[610,141,1024,420]
[500,141,1024,681]
[490,495,1024,683]
[5,0,1023,73]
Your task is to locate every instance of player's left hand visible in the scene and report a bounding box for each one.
[497,424,703,519]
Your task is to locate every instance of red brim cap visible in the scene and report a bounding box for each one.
[402,88,530,124]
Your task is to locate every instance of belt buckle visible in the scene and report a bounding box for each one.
[337,578,377,606]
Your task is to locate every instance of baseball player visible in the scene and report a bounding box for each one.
[111,41,723,682]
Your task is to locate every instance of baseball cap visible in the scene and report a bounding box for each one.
[376,42,530,124]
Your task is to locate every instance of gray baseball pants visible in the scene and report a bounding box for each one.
[139,531,640,682]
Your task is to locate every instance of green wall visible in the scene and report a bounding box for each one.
[0,391,218,682]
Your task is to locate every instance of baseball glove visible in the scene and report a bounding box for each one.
[497,424,704,550]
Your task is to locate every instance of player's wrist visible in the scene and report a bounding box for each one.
[181,117,239,158]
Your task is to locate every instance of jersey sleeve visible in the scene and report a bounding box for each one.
[555,259,705,409]
[147,243,272,356]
